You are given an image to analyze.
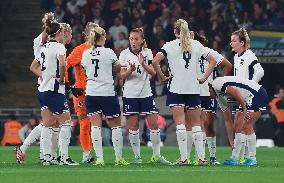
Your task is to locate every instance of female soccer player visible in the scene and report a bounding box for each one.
[230,28,264,163]
[66,22,99,164]
[209,76,268,166]
[119,28,171,164]
[152,19,216,165]
[30,22,78,165]
[193,32,233,165]
[15,13,59,164]
[81,25,129,166]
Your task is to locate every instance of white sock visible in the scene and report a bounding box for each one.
[192,126,205,160]
[231,133,246,159]
[187,131,193,159]
[51,127,60,159]
[41,126,53,161]
[247,133,256,161]
[245,136,249,159]
[112,126,123,160]
[129,129,140,158]
[91,126,103,159]
[239,140,245,159]
[20,124,42,153]
[176,124,187,161]
[59,124,71,161]
[83,151,91,159]
[207,136,216,158]
[203,131,206,158]
[39,135,44,160]
[150,129,161,156]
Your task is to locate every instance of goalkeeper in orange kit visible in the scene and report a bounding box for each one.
[66,22,99,163]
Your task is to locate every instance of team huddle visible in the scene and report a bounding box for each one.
[14,12,267,166]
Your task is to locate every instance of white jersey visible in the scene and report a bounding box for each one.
[234,49,263,82]
[82,46,118,96]
[34,34,44,85]
[119,47,153,98]
[161,39,210,94]
[212,76,261,111]
[33,34,44,58]
[36,40,66,94]
[198,47,224,96]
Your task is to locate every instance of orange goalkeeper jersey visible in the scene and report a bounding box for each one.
[66,42,90,90]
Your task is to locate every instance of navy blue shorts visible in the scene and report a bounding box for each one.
[166,92,201,109]
[122,96,158,116]
[200,96,217,113]
[85,95,121,118]
[37,91,69,115]
[237,87,268,112]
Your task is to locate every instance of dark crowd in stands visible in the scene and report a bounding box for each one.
[40,0,284,96]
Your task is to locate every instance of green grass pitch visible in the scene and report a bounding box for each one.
[0,146,283,183]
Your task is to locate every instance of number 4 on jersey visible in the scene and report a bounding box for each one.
[183,51,191,69]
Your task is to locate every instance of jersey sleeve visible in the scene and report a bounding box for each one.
[146,49,153,65]
[197,41,210,59]
[57,44,66,56]
[210,49,224,66]
[160,42,170,57]
[33,38,40,57]
[35,53,41,64]
[109,49,119,65]
[248,50,258,61]
[118,50,127,68]
[81,51,88,71]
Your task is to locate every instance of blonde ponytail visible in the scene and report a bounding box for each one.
[232,27,250,50]
[240,28,250,49]
[174,19,192,53]
[83,22,99,41]
[42,12,57,31]
[88,26,106,51]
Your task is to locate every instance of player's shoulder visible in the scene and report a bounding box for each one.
[192,39,203,47]
[119,47,131,57]
[245,49,256,56]
[57,42,66,50]
[163,39,179,48]
[75,42,89,51]
[82,48,92,57]
[244,49,257,60]
[121,47,131,54]
[142,47,152,54]
[34,34,42,43]
[208,47,223,57]
[102,47,116,55]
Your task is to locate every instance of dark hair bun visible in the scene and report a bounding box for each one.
[46,22,61,36]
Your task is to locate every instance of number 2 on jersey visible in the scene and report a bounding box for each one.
[91,59,99,77]
[41,52,46,71]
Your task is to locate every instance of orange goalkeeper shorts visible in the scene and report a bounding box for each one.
[73,95,87,116]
